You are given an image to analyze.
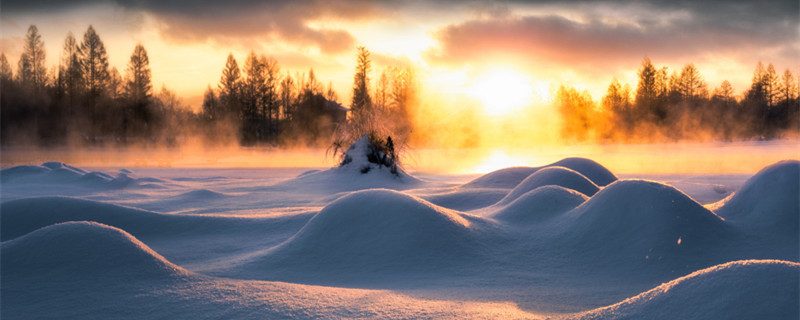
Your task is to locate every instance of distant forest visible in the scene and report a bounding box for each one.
[1,25,414,148]
[557,58,799,142]
[1,24,798,149]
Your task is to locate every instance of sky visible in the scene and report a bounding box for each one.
[2,0,798,112]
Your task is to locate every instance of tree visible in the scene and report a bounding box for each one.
[556,85,595,141]
[635,57,658,105]
[677,63,707,100]
[108,67,123,100]
[261,56,280,138]
[124,43,152,105]
[219,53,241,120]
[59,32,83,104]
[374,70,389,110]
[764,64,780,107]
[202,85,220,120]
[779,69,797,104]
[279,73,296,121]
[80,25,110,100]
[0,53,12,83]
[351,46,372,123]
[17,25,47,90]
[712,80,735,103]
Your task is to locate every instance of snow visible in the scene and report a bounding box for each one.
[1,152,798,319]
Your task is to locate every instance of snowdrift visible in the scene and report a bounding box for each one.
[580,260,800,320]
[493,185,588,224]
[235,189,483,277]
[462,157,617,189]
[496,166,599,206]
[1,221,188,279]
[554,180,735,266]
[714,160,799,237]
[275,136,423,192]
[1,161,140,188]
[420,188,509,211]
[0,196,303,241]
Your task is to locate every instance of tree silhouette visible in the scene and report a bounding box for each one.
[0,53,12,83]
[351,46,372,125]
[219,53,241,121]
[59,32,83,107]
[80,25,110,100]
[18,25,47,90]
[125,43,152,105]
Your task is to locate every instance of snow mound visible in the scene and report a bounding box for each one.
[557,180,733,262]
[714,160,799,237]
[580,260,800,320]
[247,189,479,275]
[0,162,142,188]
[0,196,280,241]
[41,161,87,173]
[1,221,187,278]
[337,134,400,175]
[421,188,509,211]
[461,167,538,189]
[493,186,588,224]
[174,189,228,199]
[496,166,599,206]
[462,157,617,189]
[549,157,618,186]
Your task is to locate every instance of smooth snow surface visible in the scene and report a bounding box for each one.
[1,156,798,319]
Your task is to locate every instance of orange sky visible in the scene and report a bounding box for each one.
[2,0,797,112]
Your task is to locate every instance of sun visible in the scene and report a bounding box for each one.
[470,68,534,116]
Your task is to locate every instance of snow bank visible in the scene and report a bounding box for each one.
[549,157,617,187]
[0,196,301,241]
[580,260,800,320]
[496,166,599,206]
[237,189,483,277]
[173,189,229,200]
[421,188,509,211]
[556,180,734,264]
[462,157,617,189]
[714,160,799,237]
[493,185,588,224]
[1,162,141,189]
[1,221,188,278]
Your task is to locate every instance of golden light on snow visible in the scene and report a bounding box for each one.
[470,68,535,116]
[473,150,530,173]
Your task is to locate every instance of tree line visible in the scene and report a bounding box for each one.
[1,24,416,148]
[557,58,799,142]
[1,25,196,146]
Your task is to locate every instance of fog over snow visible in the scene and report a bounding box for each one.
[1,144,798,319]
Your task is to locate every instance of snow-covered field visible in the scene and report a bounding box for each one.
[1,144,798,319]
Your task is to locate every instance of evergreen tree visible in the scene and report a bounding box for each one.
[279,73,296,121]
[677,64,706,100]
[19,25,47,90]
[202,85,220,120]
[108,67,123,100]
[219,53,241,120]
[124,43,152,105]
[764,64,780,107]
[80,25,110,99]
[0,53,12,83]
[59,32,83,103]
[351,46,372,124]
[779,69,797,104]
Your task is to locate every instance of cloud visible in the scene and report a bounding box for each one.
[425,0,798,74]
[2,0,387,55]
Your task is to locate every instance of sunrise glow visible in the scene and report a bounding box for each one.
[471,68,534,116]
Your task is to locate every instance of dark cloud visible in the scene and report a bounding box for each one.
[425,0,798,74]
[4,0,797,60]
[2,0,384,54]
